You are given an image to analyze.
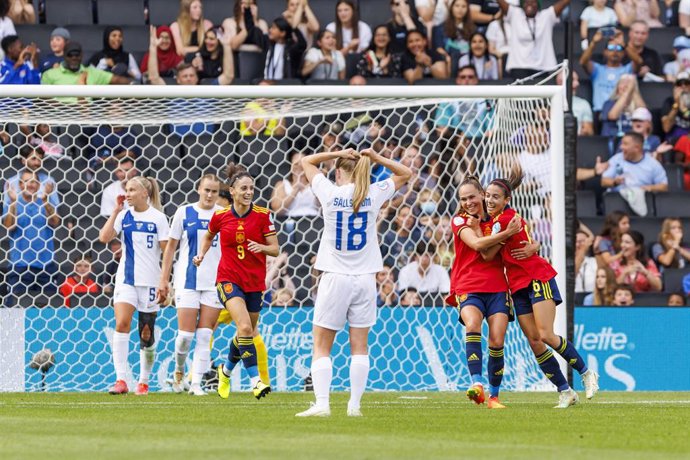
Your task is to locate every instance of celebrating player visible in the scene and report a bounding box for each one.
[99,177,169,396]
[193,164,278,400]
[295,148,412,418]
[157,174,223,396]
[447,175,522,409]
[485,169,599,408]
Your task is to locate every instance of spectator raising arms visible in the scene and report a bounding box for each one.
[600,74,647,138]
[356,25,403,78]
[458,32,500,80]
[140,26,182,78]
[652,218,690,269]
[387,0,426,53]
[0,35,39,84]
[7,0,34,24]
[263,17,306,80]
[301,29,346,80]
[432,0,474,58]
[609,230,663,292]
[614,0,662,27]
[283,0,320,49]
[326,0,371,54]
[40,27,70,73]
[170,0,214,56]
[401,29,448,83]
[224,0,269,52]
[89,26,142,82]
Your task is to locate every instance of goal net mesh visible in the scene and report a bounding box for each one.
[0,90,556,392]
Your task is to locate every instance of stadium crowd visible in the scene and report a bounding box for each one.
[1,0,690,307]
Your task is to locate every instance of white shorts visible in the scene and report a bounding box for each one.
[313,272,377,330]
[175,289,223,309]
[113,283,160,313]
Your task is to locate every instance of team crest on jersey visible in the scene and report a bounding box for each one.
[236,232,245,244]
[201,221,208,228]
[238,223,244,231]
[453,216,465,227]
[136,223,143,230]
[376,181,390,190]
[147,224,154,231]
[268,224,275,232]
[491,222,501,235]
[223,284,233,294]
[458,293,468,303]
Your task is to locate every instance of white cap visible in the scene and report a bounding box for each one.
[631,107,652,122]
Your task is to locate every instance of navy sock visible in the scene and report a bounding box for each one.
[536,349,569,392]
[488,347,504,398]
[465,332,483,384]
[223,336,242,377]
[237,336,259,379]
[555,336,588,375]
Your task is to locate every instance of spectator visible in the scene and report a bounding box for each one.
[387,0,426,53]
[263,17,306,80]
[427,214,453,269]
[671,130,690,188]
[612,283,636,305]
[664,36,690,82]
[416,0,449,28]
[301,29,346,80]
[610,230,663,292]
[41,42,131,86]
[88,26,142,82]
[382,204,423,268]
[59,255,101,307]
[614,0,662,27]
[557,71,594,136]
[326,0,371,54]
[397,241,450,295]
[434,65,493,138]
[0,34,38,84]
[270,151,319,218]
[7,0,34,25]
[140,26,181,79]
[594,210,630,266]
[39,27,70,73]
[401,29,447,83]
[580,0,618,49]
[601,132,668,193]
[99,157,137,218]
[469,0,504,31]
[89,125,138,171]
[518,118,552,197]
[100,239,121,296]
[431,0,474,60]
[24,124,64,158]
[576,228,597,294]
[627,20,663,80]
[1,170,59,306]
[661,71,690,140]
[485,15,510,67]
[496,0,571,79]
[376,264,398,307]
[580,29,639,113]
[356,24,403,78]
[239,80,287,135]
[283,0,320,49]
[667,292,686,306]
[4,146,59,210]
[224,0,269,53]
[399,287,422,306]
[652,217,690,269]
[265,252,296,300]
[458,32,499,80]
[271,287,295,306]
[170,0,213,56]
[0,0,16,61]
[583,265,617,305]
[600,74,647,139]
[627,107,664,156]
[395,144,438,206]
[184,28,227,80]
[148,25,234,85]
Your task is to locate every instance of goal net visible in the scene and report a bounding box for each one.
[0,85,565,392]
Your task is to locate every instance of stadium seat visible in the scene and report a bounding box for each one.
[121,25,149,53]
[148,0,179,26]
[357,0,390,30]
[654,192,690,217]
[576,190,598,217]
[203,0,232,23]
[576,135,608,167]
[15,24,54,48]
[310,0,338,28]
[630,217,664,245]
[96,0,145,25]
[69,25,106,51]
[603,191,655,216]
[634,292,669,306]
[238,51,267,82]
[662,268,690,293]
[345,53,360,79]
[366,77,407,85]
[576,79,593,106]
[664,164,685,192]
[574,292,587,305]
[638,82,673,112]
[414,79,455,85]
[646,27,683,57]
[45,0,94,25]
[306,79,348,85]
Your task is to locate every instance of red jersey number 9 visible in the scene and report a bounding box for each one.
[237,245,245,260]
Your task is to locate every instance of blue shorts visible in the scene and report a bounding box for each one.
[512,278,562,316]
[455,292,513,325]
[216,282,264,313]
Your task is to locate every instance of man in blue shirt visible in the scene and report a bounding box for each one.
[4,146,60,210]
[601,132,668,192]
[0,35,40,85]
[1,170,60,306]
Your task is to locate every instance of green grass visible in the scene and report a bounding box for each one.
[1,392,689,459]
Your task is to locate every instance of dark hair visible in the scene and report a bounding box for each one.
[234,0,259,27]
[668,292,687,304]
[1,34,19,54]
[468,32,489,59]
[600,210,628,239]
[456,64,477,78]
[416,241,434,256]
[443,0,474,43]
[20,146,45,159]
[405,29,426,47]
[334,0,359,50]
[0,0,9,17]
[314,28,333,49]
[368,25,392,54]
[176,61,196,73]
[623,131,644,147]
[72,253,93,264]
[623,230,649,264]
[489,163,524,198]
[225,161,252,187]
[614,283,635,297]
[119,156,135,166]
[273,16,293,36]
[199,28,223,59]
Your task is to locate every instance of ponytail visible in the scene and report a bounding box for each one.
[490,163,523,198]
[335,155,371,213]
[129,176,163,211]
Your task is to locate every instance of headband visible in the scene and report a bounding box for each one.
[490,179,511,196]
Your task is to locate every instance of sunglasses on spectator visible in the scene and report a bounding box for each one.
[606,44,624,52]
[676,79,690,86]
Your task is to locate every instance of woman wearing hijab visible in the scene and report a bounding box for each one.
[89,26,142,81]
[141,25,183,78]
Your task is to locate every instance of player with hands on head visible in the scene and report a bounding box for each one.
[99,177,169,396]
[295,147,412,417]
[193,164,279,400]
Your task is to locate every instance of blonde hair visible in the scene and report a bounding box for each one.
[197,173,221,189]
[610,75,644,113]
[593,265,616,306]
[336,155,371,213]
[178,0,205,50]
[129,176,163,211]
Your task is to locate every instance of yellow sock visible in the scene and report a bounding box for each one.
[254,334,270,385]
[209,333,214,351]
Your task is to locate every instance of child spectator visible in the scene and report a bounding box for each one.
[59,255,101,307]
[326,0,371,54]
[40,27,70,73]
[140,26,182,78]
[88,26,142,81]
[458,32,499,80]
[667,292,686,306]
[401,29,447,83]
[263,17,306,80]
[376,264,398,307]
[594,210,630,266]
[583,265,617,305]
[170,0,213,56]
[356,25,403,78]
[612,283,636,306]
[282,0,320,49]
[609,230,662,292]
[652,218,690,269]
[580,0,617,49]
[399,287,422,306]
[301,29,346,80]
[0,34,38,84]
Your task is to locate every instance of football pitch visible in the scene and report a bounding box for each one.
[1,392,689,460]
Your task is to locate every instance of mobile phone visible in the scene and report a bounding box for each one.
[600,27,616,38]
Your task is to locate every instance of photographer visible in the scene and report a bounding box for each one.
[661,71,690,140]
[0,34,38,84]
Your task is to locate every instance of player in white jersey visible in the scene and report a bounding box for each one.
[296,148,412,417]
[99,176,169,396]
[157,174,223,396]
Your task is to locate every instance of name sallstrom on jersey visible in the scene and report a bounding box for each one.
[332,197,372,208]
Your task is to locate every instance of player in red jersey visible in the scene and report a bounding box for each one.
[193,164,279,400]
[485,167,599,408]
[447,174,522,409]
